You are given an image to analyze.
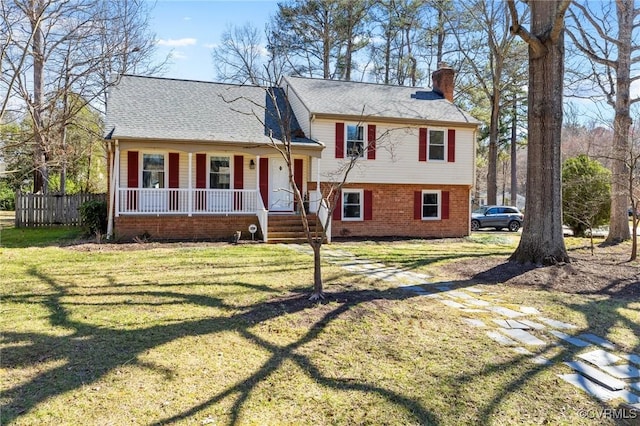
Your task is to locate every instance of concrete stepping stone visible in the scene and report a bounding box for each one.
[622,354,640,366]
[559,373,617,401]
[398,285,430,294]
[564,361,626,391]
[436,285,451,292]
[520,306,540,315]
[600,364,640,379]
[630,382,640,392]
[461,308,488,313]
[538,317,577,330]
[578,334,616,350]
[447,290,474,299]
[489,306,525,318]
[440,299,465,309]
[463,318,486,328]
[611,389,640,404]
[493,319,531,329]
[465,298,491,307]
[578,349,621,367]
[486,331,517,346]
[549,330,590,347]
[500,328,546,346]
[513,347,532,355]
[424,293,443,299]
[518,319,546,330]
[465,287,484,293]
[531,356,552,365]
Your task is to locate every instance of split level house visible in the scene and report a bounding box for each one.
[103,65,480,242]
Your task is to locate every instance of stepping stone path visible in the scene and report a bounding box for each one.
[285,244,640,406]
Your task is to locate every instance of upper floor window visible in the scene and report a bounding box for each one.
[429,130,445,161]
[210,156,231,189]
[142,153,165,188]
[347,124,364,157]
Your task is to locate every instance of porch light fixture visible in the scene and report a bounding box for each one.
[249,159,255,169]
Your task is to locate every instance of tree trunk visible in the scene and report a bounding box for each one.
[310,242,324,300]
[605,0,633,244]
[487,91,499,205]
[510,95,518,206]
[510,0,569,265]
[31,0,47,193]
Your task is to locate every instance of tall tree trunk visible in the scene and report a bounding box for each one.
[510,0,569,265]
[605,0,633,244]
[510,95,518,206]
[487,91,500,205]
[31,0,47,194]
[310,242,324,300]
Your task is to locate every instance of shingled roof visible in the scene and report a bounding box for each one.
[104,75,318,146]
[281,75,479,126]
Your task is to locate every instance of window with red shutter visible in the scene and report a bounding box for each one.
[335,123,345,158]
[419,128,427,162]
[447,129,456,162]
[367,125,376,160]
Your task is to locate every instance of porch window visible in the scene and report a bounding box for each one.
[343,189,363,221]
[422,190,441,220]
[429,130,445,161]
[142,154,165,188]
[210,156,231,189]
[347,124,364,157]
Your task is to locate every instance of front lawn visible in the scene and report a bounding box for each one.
[1,235,632,425]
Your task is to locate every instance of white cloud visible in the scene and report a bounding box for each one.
[157,38,197,47]
[170,51,188,60]
[203,43,217,50]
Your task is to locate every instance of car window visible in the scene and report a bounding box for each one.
[505,208,517,214]
[487,208,497,215]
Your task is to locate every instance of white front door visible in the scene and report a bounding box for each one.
[269,157,293,211]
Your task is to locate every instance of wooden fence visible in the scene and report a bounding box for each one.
[15,192,106,227]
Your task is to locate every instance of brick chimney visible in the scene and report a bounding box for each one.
[432,62,455,102]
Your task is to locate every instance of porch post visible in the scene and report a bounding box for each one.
[188,152,193,217]
[106,141,115,238]
[255,155,260,208]
[114,142,120,218]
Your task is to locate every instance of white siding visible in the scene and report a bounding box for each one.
[312,119,475,185]
[285,84,312,138]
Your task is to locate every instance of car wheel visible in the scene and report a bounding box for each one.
[508,221,520,232]
[471,220,480,232]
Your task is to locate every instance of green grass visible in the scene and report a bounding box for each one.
[1,231,632,425]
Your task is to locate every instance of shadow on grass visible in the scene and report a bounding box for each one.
[1,267,438,425]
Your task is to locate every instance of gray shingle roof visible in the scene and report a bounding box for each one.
[104,75,318,146]
[282,75,480,125]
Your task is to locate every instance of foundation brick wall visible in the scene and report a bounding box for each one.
[114,215,262,241]
[314,182,470,239]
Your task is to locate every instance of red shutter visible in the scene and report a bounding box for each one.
[196,153,207,188]
[259,157,269,208]
[441,191,450,220]
[234,155,244,189]
[414,191,422,220]
[419,128,427,162]
[127,151,139,187]
[168,152,179,211]
[332,190,342,220]
[168,153,179,188]
[195,153,207,210]
[447,129,456,163]
[367,125,376,160]
[364,190,373,220]
[294,158,303,211]
[335,122,345,158]
[126,151,139,211]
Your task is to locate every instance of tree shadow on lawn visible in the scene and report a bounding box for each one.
[1,267,439,425]
[449,260,640,422]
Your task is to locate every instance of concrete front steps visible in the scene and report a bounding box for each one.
[267,214,324,243]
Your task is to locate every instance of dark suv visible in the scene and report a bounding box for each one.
[471,205,524,232]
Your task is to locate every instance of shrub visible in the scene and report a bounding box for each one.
[562,155,611,237]
[0,181,15,210]
[79,199,107,236]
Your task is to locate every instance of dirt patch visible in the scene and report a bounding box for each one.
[440,243,639,299]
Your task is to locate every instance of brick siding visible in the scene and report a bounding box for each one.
[321,183,470,239]
[114,215,262,241]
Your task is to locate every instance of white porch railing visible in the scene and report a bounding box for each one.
[117,188,261,215]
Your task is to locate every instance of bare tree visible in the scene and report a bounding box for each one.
[212,23,265,86]
[508,0,572,264]
[565,0,640,244]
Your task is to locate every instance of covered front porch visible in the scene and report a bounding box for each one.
[106,140,328,242]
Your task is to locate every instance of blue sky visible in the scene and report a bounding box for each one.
[150,0,278,81]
